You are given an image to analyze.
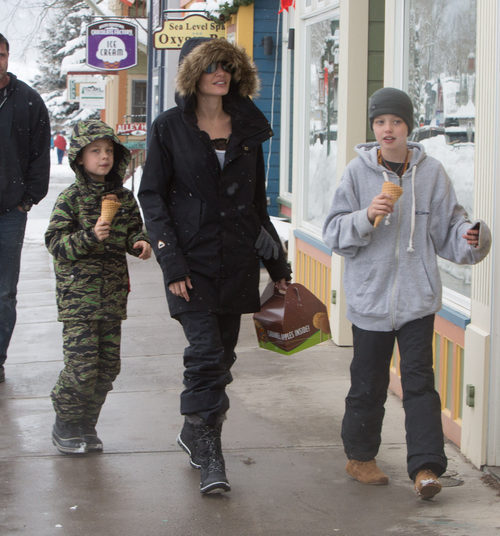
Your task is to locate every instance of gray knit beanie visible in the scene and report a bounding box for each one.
[368,87,414,134]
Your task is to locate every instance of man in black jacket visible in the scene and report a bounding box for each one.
[0,34,51,382]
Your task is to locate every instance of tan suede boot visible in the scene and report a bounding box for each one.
[414,469,441,499]
[345,459,389,485]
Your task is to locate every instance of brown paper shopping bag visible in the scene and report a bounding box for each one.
[253,283,331,355]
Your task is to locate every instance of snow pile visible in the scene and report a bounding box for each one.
[307,139,337,228]
[421,135,474,293]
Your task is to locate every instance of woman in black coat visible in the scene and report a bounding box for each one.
[139,38,291,495]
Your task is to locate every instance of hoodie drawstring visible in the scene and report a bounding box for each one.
[406,165,416,253]
[380,167,417,253]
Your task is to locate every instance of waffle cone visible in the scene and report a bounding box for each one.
[374,182,403,228]
[101,198,121,223]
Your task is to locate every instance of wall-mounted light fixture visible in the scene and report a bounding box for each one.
[262,35,274,55]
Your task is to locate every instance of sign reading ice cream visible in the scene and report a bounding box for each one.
[86,20,137,71]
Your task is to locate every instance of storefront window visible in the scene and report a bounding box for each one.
[406,0,476,298]
[303,14,339,229]
[132,80,147,122]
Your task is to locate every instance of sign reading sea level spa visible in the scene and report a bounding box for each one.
[87,20,138,71]
[154,14,225,49]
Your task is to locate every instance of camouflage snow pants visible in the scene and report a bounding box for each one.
[51,320,122,425]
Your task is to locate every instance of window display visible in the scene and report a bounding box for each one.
[406,0,476,297]
[304,14,339,229]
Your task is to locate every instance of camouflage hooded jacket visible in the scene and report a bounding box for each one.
[45,120,150,321]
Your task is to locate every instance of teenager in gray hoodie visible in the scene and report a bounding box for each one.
[322,87,491,499]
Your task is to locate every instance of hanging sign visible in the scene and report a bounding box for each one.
[154,14,225,49]
[67,74,105,103]
[86,20,138,71]
[116,122,147,136]
[79,81,106,109]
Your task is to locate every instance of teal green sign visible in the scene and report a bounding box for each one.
[123,141,146,150]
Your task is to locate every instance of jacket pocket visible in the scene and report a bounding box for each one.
[345,259,393,318]
[396,255,438,315]
[170,195,203,248]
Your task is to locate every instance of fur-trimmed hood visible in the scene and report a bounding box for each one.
[175,38,260,100]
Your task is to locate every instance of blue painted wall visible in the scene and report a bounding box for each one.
[252,0,282,216]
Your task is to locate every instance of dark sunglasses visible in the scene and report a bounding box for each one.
[203,61,234,74]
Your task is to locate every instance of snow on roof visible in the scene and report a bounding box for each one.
[60,48,92,76]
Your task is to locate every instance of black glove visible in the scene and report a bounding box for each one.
[255,226,279,260]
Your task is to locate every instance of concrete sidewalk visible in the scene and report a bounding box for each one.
[1,160,499,535]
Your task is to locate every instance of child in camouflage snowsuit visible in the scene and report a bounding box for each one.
[45,119,151,454]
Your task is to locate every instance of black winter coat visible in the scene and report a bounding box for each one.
[139,97,291,317]
[0,73,51,213]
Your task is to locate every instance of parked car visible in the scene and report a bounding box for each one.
[409,126,445,142]
[410,124,474,146]
[444,126,474,145]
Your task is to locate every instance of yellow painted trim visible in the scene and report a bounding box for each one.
[440,336,449,410]
[294,248,331,309]
[453,344,464,420]
[234,4,254,58]
[391,324,465,447]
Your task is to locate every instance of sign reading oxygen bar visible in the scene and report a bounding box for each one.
[153,14,225,49]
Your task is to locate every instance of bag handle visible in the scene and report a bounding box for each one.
[275,283,303,305]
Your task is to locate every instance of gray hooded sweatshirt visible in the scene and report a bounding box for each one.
[322,141,491,332]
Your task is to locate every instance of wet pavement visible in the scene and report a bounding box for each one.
[1,156,499,535]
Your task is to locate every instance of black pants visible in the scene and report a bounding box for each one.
[342,315,447,480]
[177,311,241,425]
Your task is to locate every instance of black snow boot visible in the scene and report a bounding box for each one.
[177,416,203,468]
[52,416,87,454]
[81,421,103,452]
[197,419,230,494]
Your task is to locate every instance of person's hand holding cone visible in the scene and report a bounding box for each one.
[374,182,403,228]
[101,195,121,223]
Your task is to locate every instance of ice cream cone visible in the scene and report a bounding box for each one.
[101,198,121,223]
[374,182,403,228]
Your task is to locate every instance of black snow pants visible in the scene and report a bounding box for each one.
[177,311,241,426]
[341,314,447,480]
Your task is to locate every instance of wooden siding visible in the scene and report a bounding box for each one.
[295,238,332,309]
[252,0,282,216]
